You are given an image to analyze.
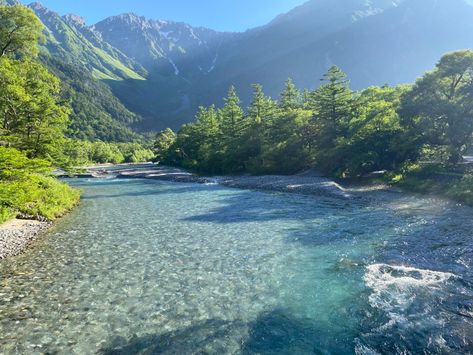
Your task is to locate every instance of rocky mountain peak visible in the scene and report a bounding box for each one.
[63,13,86,27]
[29,2,47,11]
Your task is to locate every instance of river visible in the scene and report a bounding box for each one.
[0,178,472,354]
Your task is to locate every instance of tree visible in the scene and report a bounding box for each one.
[154,128,177,163]
[0,5,43,59]
[259,108,313,174]
[308,66,353,171]
[279,78,301,111]
[242,84,278,170]
[0,58,70,159]
[220,86,244,141]
[218,86,246,172]
[335,86,408,176]
[400,50,473,163]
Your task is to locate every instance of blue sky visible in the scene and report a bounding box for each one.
[21,0,308,31]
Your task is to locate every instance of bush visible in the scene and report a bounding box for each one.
[62,140,154,166]
[0,147,80,223]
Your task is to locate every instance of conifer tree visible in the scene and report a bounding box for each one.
[310,65,353,150]
[220,86,244,142]
[280,78,301,111]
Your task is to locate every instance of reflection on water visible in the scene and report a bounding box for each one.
[0,178,472,354]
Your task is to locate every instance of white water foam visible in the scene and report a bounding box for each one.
[364,264,455,331]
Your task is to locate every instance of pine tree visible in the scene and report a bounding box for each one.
[310,65,353,150]
[220,86,244,141]
[279,78,300,111]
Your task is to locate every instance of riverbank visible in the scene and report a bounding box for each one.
[104,163,469,204]
[93,164,386,199]
[386,163,473,206]
[0,219,52,259]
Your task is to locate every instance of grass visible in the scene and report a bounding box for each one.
[387,163,473,206]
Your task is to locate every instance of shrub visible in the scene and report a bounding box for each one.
[0,147,80,223]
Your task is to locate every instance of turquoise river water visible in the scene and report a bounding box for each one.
[1,178,473,354]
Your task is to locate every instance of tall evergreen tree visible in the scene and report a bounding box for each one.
[220,86,244,142]
[306,66,353,172]
[310,66,353,150]
[280,78,301,111]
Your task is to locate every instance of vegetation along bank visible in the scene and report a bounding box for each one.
[154,51,473,205]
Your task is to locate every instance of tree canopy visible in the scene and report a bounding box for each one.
[400,50,473,163]
[155,51,473,177]
[0,5,43,59]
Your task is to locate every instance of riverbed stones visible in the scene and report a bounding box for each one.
[0,219,51,259]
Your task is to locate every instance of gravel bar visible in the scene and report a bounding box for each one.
[0,219,51,260]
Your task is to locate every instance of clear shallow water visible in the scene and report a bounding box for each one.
[0,178,472,354]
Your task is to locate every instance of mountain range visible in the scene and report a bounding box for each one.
[8,0,473,136]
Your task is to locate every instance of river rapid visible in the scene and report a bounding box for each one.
[0,177,472,354]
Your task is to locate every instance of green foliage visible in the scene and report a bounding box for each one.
[0,6,81,224]
[155,51,473,191]
[308,65,354,172]
[220,86,245,142]
[400,49,473,163]
[63,139,154,165]
[41,57,143,142]
[332,85,409,176]
[0,147,80,223]
[279,78,301,111]
[154,128,177,162]
[388,162,473,206]
[0,5,43,58]
[0,56,70,160]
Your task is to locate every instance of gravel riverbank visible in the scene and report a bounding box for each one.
[0,219,51,260]
[112,164,363,199]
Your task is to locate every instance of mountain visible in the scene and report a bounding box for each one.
[8,2,146,142]
[92,0,473,131]
[91,13,234,130]
[198,0,473,105]
[29,2,145,81]
[19,0,473,133]
[93,13,231,77]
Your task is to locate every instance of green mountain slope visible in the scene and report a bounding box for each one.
[13,2,147,141]
[29,2,145,81]
[41,56,142,142]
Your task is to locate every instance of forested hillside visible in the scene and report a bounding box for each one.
[41,57,143,142]
[154,50,473,203]
[15,0,473,132]
[9,1,147,142]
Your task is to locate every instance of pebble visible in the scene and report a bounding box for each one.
[0,220,52,260]
[113,165,352,199]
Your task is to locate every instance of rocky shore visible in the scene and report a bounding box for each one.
[0,219,51,260]
[109,164,355,199]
